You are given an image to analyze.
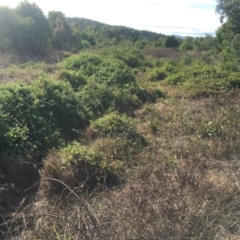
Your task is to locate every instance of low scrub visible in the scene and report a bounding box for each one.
[148,68,167,81]
[91,112,138,138]
[40,141,120,196]
[0,77,88,162]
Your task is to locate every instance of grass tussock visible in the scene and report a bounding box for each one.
[4,154,240,239]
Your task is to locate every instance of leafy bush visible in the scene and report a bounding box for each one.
[58,70,87,90]
[136,87,165,103]
[181,55,193,65]
[112,88,142,114]
[91,112,138,138]
[63,53,102,73]
[41,142,119,196]
[165,73,186,85]
[99,46,146,68]
[62,52,144,118]
[162,60,178,73]
[93,59,136,87]
[79,80,115,118]
[229,72,240,88]
[148,69,167,81]
[63,53,137,88]
[0,78,88,160]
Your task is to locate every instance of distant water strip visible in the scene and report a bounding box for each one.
[148,26,216,37]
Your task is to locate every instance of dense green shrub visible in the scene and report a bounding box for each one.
[148,69,167,81]
[0,78,88,160]
[79,82,142,118]
[91,112,137,137]
[112,88,142,114]
[63,53,102,73]
[137,87,165,103]
[179,37,194,51]
[162,60,240,91]
[62,52,144,117]
[181,55,193,65]
[99,46,146,68]
[41,141,120,195]
[58,70,87,90]
[162,60,178,73]
[161,35,182,48]
[63,53,137,88]
[165,73,186,85]
[93,59,136,87]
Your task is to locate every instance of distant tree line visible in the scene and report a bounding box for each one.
[0,1,165,55]
[0,0,233,57]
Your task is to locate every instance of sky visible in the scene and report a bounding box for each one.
[1,0,222,37]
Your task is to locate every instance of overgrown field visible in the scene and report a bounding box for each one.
[1,45,240,239]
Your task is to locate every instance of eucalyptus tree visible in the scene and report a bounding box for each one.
[15,1,52,54]
[216,0,240,63]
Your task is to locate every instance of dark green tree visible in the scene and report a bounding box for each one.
[162,35,182,48]
[48,11,73,50]
[216,0,240,63]
[179,37,194,51]
[193,35,216,51]
[0,6,19,52]
[15,1,52,54]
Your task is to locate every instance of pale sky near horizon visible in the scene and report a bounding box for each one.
[1,0,221,37]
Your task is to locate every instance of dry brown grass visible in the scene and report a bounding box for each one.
[4,156,240,239]
[0,50,71,84]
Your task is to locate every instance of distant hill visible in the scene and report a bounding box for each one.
[67,17,164,42]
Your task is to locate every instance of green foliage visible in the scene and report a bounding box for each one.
[63,53,102,73]
[93,59,136,87]
[165,73,185,86]
[200,52,214,64]
[181,55,193,65]
[61,50,165,121]
[67,17,163,44]
[99,46,146,68]
[136,87,165,103]
[63,52,142,117]
[0,6,19,53]
[55,141,120,191]
[148,68,167,81]
[48,11,73,50]
[193,35,216,51]
[216,1,240,63]
[0,1,165,54]
[15,1,52,54]
[162,35,182,48]
[58,70,87,90]
[163,59,240,91]
[179,37,194,51]
[79,81,141,118]
[79,80,115,118]
[216,0,240,28]
[162,60,178,73]
[0,78,88,160]
[91,112,137,137]
[134,40,148,49]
